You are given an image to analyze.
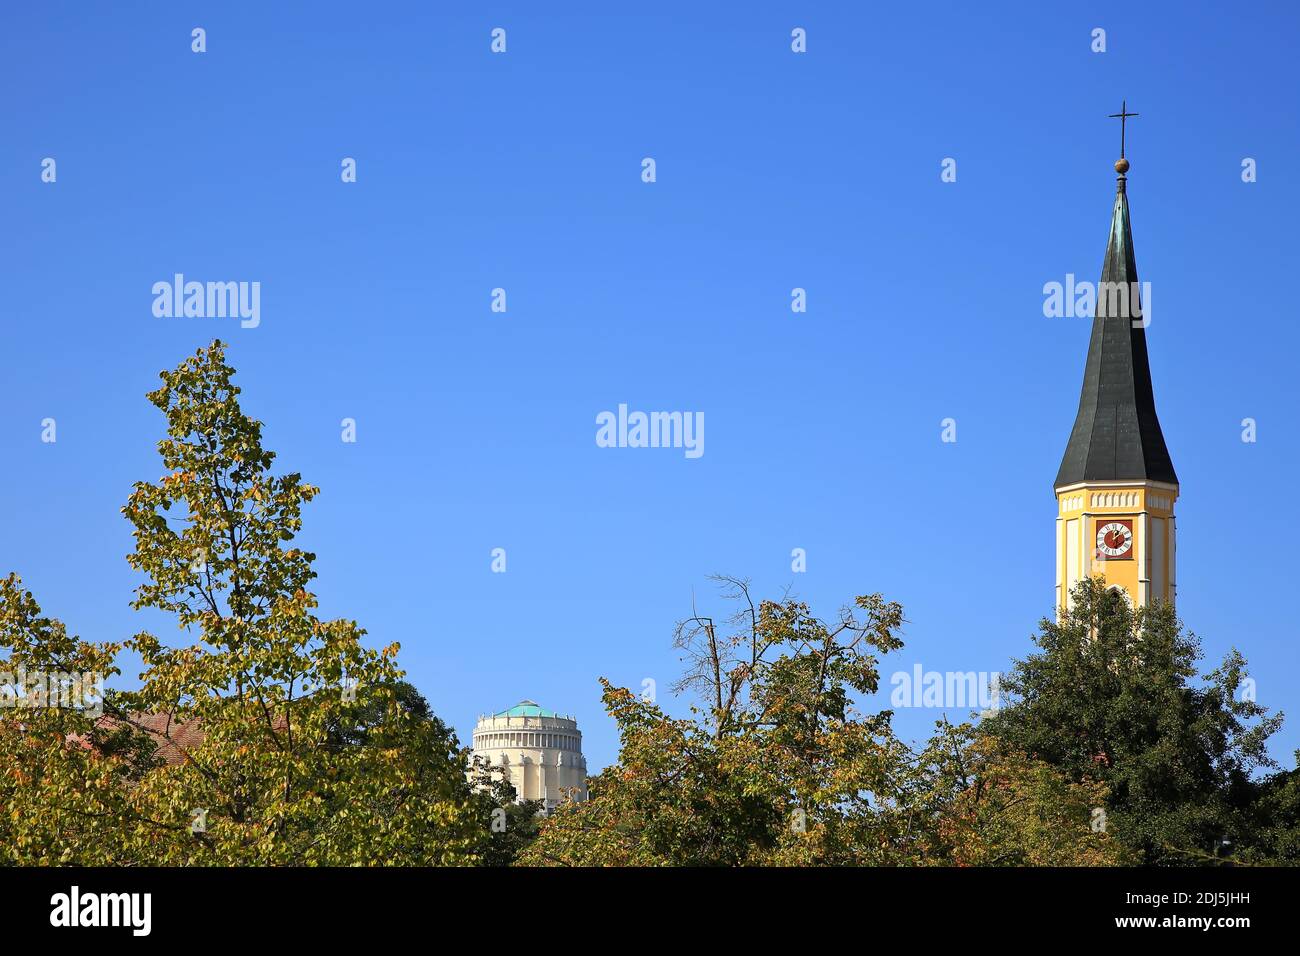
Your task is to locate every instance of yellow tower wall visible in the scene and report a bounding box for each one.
[1055,481,1178,613]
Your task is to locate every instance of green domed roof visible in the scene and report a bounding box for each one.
[493,699,561,718]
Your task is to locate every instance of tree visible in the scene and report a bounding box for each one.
[0,574,143,864]
[1238,763,1300,864]
[2,341,487,865]
[328,678,543,865]
[906,721,1133,866]
[519,576,1122,866]
[981,577,1282,865]
[467,758,545,866]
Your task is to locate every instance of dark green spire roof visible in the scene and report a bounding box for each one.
[1055,162,1177,489]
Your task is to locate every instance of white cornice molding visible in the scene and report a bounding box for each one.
[1054,479,1179,495]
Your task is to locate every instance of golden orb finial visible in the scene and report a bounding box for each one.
[1115,157,1130,174]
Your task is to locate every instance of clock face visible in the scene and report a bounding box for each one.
[1095,520,1134,559]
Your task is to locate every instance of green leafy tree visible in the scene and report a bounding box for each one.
[332,678,544,865]
[520,576,1121,866]
[2,341,486,865]
[468,760,545,866]
[982,577,1281,865]
[1238,762,1300,863]
[905,721,1133,866]
[0,574,144,864]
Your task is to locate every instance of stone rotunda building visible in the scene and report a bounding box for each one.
[471,700,587,812]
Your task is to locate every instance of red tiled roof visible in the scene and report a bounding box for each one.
[84,710,292,765]
[74,713,206,766]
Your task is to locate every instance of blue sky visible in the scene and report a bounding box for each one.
[3,2,1298,772]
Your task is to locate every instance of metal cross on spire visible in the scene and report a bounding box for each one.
[1108,100,1139,158]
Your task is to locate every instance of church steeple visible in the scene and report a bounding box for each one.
[1055,147,1176,487]
[1053,106,1179,614]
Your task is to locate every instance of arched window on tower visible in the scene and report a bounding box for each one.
[1105,585,1132,610]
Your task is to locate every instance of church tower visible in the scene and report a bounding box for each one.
[1054,106,1178,613]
